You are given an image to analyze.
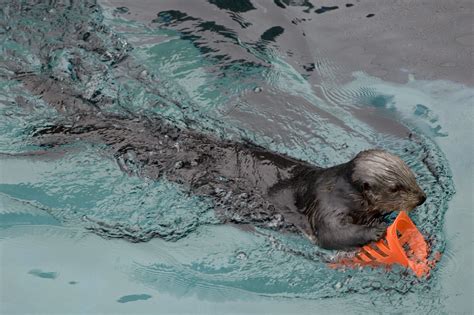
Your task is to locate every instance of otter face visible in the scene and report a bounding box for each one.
[352,150,426,212]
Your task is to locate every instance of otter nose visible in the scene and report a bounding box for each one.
[417,193,427,206]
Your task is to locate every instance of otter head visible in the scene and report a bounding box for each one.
[351,149,426,213]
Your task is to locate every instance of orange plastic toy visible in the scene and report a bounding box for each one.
[331,211,438,277]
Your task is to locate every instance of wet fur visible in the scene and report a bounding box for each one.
[33,115,426,249]
[23,75,426,249]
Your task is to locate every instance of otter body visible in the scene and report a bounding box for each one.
[24,75,426,249]
[35,112,426,249]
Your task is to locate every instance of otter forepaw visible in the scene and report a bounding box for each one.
[367,224,387,242]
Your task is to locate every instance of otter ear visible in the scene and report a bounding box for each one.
[361,182,376,205]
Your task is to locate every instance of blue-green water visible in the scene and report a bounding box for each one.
[0,1,472,314]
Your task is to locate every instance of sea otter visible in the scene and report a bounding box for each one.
[31,103,427,250]
[11,71,427,249]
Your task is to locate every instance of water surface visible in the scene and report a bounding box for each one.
[0,1,472,313]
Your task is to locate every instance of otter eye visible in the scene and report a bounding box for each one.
[363,182,371,191]
[390,186,400,193]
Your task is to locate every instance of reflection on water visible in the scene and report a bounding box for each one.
[0,0,471,313]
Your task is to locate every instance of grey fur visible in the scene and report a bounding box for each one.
[287,149,427,249]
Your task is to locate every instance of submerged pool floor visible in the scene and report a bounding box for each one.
[0,1,472,313]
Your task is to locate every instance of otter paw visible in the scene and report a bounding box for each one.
[368,225,387,241]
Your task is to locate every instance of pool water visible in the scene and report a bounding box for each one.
[0,1,472,313]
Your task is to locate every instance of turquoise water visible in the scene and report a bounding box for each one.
[0,1,472,314]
